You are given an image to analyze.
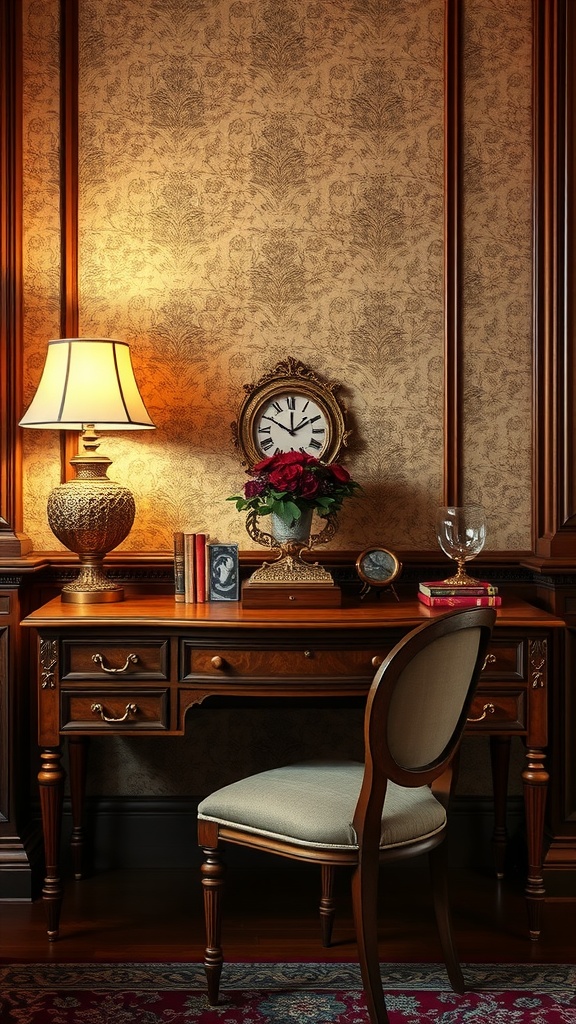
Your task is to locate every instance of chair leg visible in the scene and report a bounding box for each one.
[429,842,465,994]
[320,864,337,947]
[351,858,390,1024]
[201,845,225,1005]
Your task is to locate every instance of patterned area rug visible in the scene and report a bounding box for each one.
[1,962,575,1022]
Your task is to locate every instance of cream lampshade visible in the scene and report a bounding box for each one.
[19,338,155,603]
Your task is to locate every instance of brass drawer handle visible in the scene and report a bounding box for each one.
[482,653,497,671]
[467,702,496,723]
[211,656,226,670]
[92,652,139,674]
[91,702,138,723]
[371,655,383,668]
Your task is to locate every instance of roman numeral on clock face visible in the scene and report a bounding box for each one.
[260,437,274,450]
[309,438,323,450]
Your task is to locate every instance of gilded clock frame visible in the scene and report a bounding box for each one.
[355,547,402,588]
[232,357,351,467]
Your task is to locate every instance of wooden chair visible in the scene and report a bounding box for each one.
[197,606,496,1024]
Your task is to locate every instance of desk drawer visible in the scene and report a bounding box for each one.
[481,639,525,681]
[181,644,386,680]
[466,689,526,732]
[60,640,169,681]
[61,689,169,730]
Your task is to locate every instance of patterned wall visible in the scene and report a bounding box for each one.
[21,0,533,559]
[20,0,533,797]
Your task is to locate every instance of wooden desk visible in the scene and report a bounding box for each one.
[22,594,563,941]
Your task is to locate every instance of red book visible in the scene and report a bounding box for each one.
[194,533,207,602]
[418,592,502,608]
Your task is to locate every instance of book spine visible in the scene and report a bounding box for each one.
[184,533,196,603]
[195,533,207,602]
[419,585,498,597]
[418,592,502,608]
[173,532,185,603]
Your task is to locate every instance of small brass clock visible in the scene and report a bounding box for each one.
[232,358,351,467]
[356,546,402,600]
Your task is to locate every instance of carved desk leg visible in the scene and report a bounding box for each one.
[490,735,511,879]
[68,737,88,881]
[522,745,548,940]
[520,635,549,940]
[38,746,65,941]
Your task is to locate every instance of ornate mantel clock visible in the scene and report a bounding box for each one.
[232,357,351,467]
[232,359,352,607]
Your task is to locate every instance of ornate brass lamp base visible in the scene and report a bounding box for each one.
[47,446,135,604]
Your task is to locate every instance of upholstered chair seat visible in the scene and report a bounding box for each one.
[198,760,447,851]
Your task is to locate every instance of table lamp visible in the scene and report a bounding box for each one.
[19,338,155,603]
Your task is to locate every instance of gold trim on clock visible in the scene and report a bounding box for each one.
[232,358,351,467]
[356,547,402,588]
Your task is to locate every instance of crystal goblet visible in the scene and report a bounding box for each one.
[436,505,486,586]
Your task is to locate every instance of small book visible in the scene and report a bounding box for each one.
[419,579,498,597]
[184,533,196,603]
[418,592,502,608]
[173,531,185,603]
[194,533,208,603]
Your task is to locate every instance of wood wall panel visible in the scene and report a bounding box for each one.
[534,0,576,556]
[0,0,30,556]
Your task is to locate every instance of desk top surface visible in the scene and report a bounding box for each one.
[21,594,565,631]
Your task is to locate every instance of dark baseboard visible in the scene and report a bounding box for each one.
[54,794,527,876]
[0,794,531,900]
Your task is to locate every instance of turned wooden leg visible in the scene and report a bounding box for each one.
[201,846,225,1005]
[429,841,464,994]
[490,735,511,879]
[68,736,88,880]
[320,864,337,947]
[38,746,65,941]
[522,745,548,940]
[351,854,389,1024]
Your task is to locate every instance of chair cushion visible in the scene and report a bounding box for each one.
[198,760,446,850]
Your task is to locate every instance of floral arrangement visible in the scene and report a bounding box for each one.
[228,450,360,526]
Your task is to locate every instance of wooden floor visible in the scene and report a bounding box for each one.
[1,854,575,964]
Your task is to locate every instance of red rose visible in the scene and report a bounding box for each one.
[299,471,320,498]
[252,451,314,475]
[244,479,265,498]
[328,463,350,484]
[268,463,305,492]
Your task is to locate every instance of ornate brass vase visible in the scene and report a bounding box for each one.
[245,507,337,585]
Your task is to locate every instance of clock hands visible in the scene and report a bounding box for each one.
[293,414,323,432]
[262,415,295,435]
[292,417,310,432]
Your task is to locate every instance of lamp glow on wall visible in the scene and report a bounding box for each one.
[19,338,155,604]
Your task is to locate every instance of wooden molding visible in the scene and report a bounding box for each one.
[533,0,576,558]
[60,0,80,480]
[0,0,31,556]
[444,0,461,505]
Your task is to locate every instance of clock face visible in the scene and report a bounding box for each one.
[254,392,329,458]
[356,547,401,586]
[233,359,350,468]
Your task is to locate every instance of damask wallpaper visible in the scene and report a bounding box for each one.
[21,0,533,558]
[20,0,533,799]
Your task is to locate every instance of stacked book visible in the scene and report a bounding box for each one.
[417,578,501,608]
[173,532,208,603]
